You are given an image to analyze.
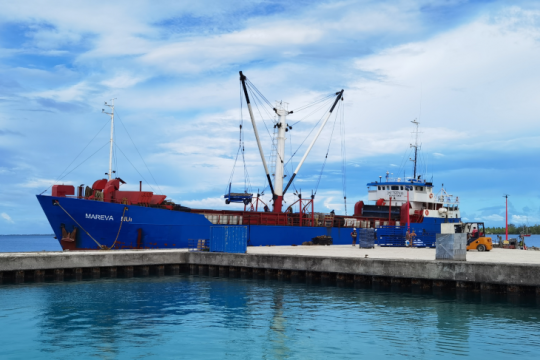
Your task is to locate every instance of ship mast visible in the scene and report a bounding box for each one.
[239,72,275,196]
[282,90,344,197]
[410,119,420,180]
[103,99,116,180]
[272,101,292,212]
[239,71,344,213]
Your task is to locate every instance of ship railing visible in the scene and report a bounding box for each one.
[188,238,209,252]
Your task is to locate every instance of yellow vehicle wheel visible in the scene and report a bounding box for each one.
[477,244,486,252]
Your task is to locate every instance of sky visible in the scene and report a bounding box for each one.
[1,0,540,234]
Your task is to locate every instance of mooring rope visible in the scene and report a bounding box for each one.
[54,201,128,250]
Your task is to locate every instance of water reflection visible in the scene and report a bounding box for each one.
[0,275,539,359]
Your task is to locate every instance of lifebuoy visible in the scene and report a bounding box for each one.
[425,210,429,216]
[429,193,433,199]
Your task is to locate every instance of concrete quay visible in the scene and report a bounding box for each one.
[1,246,539,295]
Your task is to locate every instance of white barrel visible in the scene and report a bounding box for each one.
[230,216,238,225]
[396,221,400,226]
[211,215,218,224]
[375,220,380,228]
[238,216,243,225]
[383,221,388,226]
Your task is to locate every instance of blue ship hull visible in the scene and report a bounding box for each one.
[37,195,461,250]
[37,195,354,249]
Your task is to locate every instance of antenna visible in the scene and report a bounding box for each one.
[102,98,116,181]
[409,119,421,180]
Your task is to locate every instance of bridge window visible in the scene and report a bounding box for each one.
[400,186,403,190]
[391,186,399,190]
[420,187,424,191]
[378,186,381,190]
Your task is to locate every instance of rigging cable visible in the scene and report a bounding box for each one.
[314,101,341,195]
[291,93,335,114]
[288,130,298,194]
[114,142,156,193]
[339,98,347,215]
[115,110,164,194]
[290,97,335,127]
[40,141,111,195]
[227,82,252,194]
[246,78,273,109]
[40,117,112,194]
[283,101,331,169]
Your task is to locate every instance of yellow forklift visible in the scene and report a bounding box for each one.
[457,222,493,252]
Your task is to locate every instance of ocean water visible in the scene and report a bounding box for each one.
[0,274,539,359]
[0,235,62,252]
[1,236,540,358]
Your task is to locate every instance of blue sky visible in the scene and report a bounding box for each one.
[1,0,539,234]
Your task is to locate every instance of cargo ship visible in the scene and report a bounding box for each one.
[37,72,461,250]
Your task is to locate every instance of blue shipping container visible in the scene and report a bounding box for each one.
[210,226,248,254]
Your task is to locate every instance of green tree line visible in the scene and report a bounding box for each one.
[486,224,539,234]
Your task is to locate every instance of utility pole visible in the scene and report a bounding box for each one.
[504,195,509,240]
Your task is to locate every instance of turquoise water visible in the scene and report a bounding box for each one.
[0,274,539,359]
[1,235,540,359]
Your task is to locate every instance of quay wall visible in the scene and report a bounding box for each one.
[1,250,540,291]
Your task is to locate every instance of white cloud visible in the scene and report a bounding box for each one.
[25,82,92,102]
[482,214,504,222]
[20,178,72,189]
[351,10,540,139]
[433,153,444,158]
[101,74,147,89]
[1,212,14,223]
[511,214,534,224]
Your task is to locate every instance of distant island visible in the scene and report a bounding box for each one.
[0,234,55,236]
[486,224,538,235]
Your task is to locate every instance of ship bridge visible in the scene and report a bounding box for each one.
[366,177,460,220]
